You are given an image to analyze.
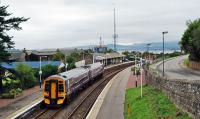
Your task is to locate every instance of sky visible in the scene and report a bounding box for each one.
[2,0,200,49]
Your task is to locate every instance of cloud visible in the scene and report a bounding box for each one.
[2,0,200,49]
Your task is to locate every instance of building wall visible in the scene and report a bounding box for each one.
[145,69,200,118]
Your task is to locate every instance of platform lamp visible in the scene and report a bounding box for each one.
[140,58,143,98]
[39,56,47,88]
[162,31,168,77]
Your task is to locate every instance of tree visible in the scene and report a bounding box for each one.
[52,49,65,61]
[180,19,200,61]
[15,64,36,89]
[0,6,28,93]
[66,56,76,70]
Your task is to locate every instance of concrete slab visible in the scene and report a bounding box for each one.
[86,66,132,119]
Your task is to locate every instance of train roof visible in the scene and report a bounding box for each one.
[59,67,89,80]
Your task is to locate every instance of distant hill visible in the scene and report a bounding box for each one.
[76,41,180,52]
[107,41,180,52]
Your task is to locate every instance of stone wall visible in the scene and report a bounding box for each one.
[145,69,200,119]
[189,60,200,70]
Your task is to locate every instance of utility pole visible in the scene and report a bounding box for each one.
[162,31,168,77]
[135,53,137,75]
[140,58,143,98]
[147,43,151,60]
[99,36,102,47]
[113,5,118,52]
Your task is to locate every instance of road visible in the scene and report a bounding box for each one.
[157,55,200,80]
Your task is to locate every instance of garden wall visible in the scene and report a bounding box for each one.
[189,60,200,70]
[145,69,200,119]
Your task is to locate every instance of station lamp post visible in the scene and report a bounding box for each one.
[162,31,168,77]
[134,53,137,75]
[140,58,143,98]
[147,43,151,60]
[39,56,47,88]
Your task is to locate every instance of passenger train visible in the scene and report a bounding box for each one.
[43,62,104,106]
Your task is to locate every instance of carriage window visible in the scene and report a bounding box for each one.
[59,84,64,92]
[45,83,50,92]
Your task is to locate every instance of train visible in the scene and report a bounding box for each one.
[43,62,104,106]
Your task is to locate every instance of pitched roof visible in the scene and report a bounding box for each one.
[94,53,125,60]
[1,61,61,69]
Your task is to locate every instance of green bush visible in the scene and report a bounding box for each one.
[15,63,36,89]
[16,88,22,94]
[35,64,58,79]
[183,58,189,67]
[9,89,17,95]
[9,88,22,95]
[169,51,181,58]
[66,56,76,70]
[1,88,22,99]
[3,78,21,92]
[1,93,14,99]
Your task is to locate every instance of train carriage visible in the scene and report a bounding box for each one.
[43,62,104,106]
[87,62,104,80]
[43,68,89,106]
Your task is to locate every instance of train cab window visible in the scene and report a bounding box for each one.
[59,84,64,92]
[45,83,50,92]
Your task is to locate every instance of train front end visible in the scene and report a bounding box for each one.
[43,76,66,106]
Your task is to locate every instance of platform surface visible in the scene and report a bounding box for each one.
[0,86,42,119]
[87,66,132,119]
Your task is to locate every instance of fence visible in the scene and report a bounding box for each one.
[145,68,200,119]
[189,60,200,70]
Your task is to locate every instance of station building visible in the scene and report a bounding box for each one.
[94,53,125,66]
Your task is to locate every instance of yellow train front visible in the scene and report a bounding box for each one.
[43,62,104,106]
[43,75,66,106]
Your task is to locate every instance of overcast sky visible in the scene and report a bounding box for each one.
[2,0,200,49]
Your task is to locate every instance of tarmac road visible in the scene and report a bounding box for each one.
[157,55,200,80]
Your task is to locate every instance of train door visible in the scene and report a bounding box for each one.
[50,80,58,105]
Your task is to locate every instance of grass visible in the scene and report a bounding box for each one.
[124,86,191,119]
[183,58,189,67]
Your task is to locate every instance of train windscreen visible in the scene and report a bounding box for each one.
[59,84,64,92]
[45,81,50,92]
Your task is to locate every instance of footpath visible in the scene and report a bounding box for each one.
[126,69,146,89]
[0,85,43,119]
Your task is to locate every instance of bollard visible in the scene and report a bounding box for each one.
[135,81,137,87]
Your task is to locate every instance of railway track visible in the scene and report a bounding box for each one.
[65,69,124,119]
[28,62,133,119]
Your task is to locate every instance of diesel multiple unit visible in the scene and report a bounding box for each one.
[43,62,104,106]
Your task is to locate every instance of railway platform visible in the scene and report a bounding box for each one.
[87,66,132,119]
[86,67,146,119]
[0,86,43,119]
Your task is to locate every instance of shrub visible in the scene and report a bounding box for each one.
[9,88,22,95]
[2,78,21,92]
[183,58,189,67]
[35,64,58,80]
[15,63,36,89]
[1,93,14,99]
